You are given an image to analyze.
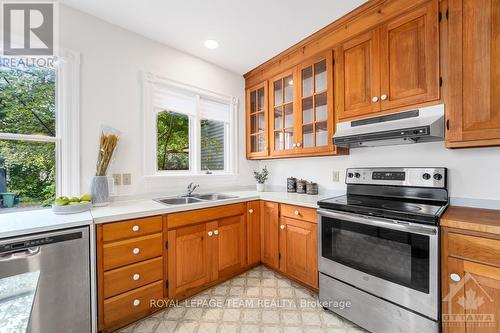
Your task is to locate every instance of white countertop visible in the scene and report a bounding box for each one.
[91,190,329,224]
[0,191,334,238]
[0,208,93,239]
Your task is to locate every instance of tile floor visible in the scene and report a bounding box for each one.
[118,265,366,333]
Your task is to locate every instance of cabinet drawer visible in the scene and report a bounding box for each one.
[103,281,163,328]
[104,257,163,299]
[448,232,500,267]
[102,216,162,242]
[103,233,163,271]
[281,204,317,223]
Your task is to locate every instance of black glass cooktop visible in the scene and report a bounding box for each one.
[318,194,448,225]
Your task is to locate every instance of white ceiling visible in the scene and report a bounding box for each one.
[60,0,367,74]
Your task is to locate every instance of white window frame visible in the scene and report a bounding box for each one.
[0,48,81,197]
[141,71,238,178]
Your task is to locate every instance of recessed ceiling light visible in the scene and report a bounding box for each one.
[204,39,219,49]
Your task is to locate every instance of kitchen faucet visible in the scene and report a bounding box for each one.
[186,182,199,197]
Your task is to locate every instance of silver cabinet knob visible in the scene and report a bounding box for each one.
[280,224,285,230]
[132,247,140,255]
[381,94,388,101]
[372,96,379,103]
[450,273,461,282]
[208,231,213,237]
[248,209,254,214]
[296,142,302,147]
[294,210,300,216]
[132,225,140,232]
[133,299,141,307]
[132,273,140,281]
[292,143,297,148]
[214,230,219,235]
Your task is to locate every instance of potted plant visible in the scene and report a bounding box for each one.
[253,166,269,192]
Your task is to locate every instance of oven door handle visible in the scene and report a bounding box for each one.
[317,209,437,236]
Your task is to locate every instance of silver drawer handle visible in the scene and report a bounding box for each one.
[372,96,379,103]
[380,94,388,101]
[214,230,219,235]
[248,209,254,214]
[280,225,285,230]
[450,273,461,282]
[208,231,213,237]
[294,210,300,216]
[132,273,140,281]
[133,299,141,306]
[132,247,140,255]
[296,142,301,147]
[132,225,140,232]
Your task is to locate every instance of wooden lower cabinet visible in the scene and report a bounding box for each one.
[442,227,500,332]
[279,217,318,288]
[167,223,211,299]
[247,201,261,266]
[260,201,280,270]
[96,216,165,332]
[167,204,248,300]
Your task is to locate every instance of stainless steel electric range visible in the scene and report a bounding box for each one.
[317,167,449,333]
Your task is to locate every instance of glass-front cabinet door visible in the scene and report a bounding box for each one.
[246,81,268,158]
[269,69,298,156]
[297,51,335,153]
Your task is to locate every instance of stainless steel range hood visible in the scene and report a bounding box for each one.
[333,104,445,148]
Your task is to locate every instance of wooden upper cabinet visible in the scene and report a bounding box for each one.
[379,0,439,110]
[246,82,269,158]
[260,201,279,269]
[336,1,440,121]
[446,0,500,148]
[269,69,298,156]
[336,29,381,120]
[296,51,336,153]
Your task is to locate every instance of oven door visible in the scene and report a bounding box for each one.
[318,209,438,320]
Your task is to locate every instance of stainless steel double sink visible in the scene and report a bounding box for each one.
[155,193,238,206]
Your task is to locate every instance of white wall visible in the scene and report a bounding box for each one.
[259,142,500,204]
[59,5,256,196]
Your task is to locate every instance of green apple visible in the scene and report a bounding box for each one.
[80,193,92,202]
[80,200,91,204]
[55,198,69,206]
[69,197,80,203]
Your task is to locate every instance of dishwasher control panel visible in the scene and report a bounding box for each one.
[0,231,82,253]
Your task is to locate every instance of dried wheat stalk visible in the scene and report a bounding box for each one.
[96,132,119,176]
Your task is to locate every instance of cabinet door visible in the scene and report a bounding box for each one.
[336,29,381,120]
[246,82,269,158]
[443,256,500,333]
[297,52,335,153]
[380,1,439,110]
[247,201,261,266]
[280,217,318,288]
[442,257,466,333]
[167,223,210,299]
[269,69,298,156]
[215,215,247,280]
[260,201,279,269]
[446,0,500,147]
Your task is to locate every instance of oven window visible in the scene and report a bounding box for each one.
[321,217,430,293]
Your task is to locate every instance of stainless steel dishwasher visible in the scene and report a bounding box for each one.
[0,226,91,333]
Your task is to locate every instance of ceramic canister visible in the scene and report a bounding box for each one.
[287,177,297,193]
[296,179,306,194]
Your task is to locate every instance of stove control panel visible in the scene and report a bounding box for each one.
[346,167,446,188]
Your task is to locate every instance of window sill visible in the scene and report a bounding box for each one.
[143,172,237,179]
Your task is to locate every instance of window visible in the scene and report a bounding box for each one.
[0,52,80,209]
[143,73,236,177]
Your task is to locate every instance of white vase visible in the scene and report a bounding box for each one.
[256,183,265,192]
